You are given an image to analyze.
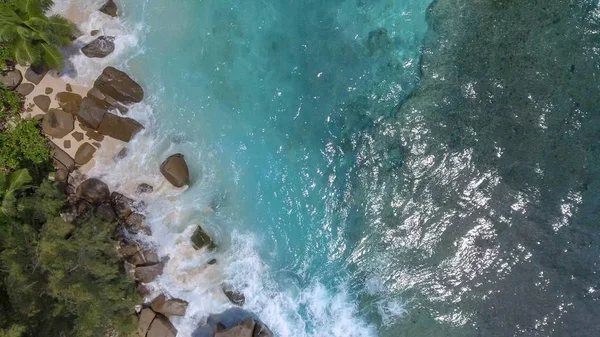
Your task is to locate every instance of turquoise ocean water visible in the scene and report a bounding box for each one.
[60,0,600,336]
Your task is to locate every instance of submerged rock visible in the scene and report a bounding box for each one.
[42,109,74,138]
[0,69,22,89]
[366,27,391,56]
[81,36,115,58]
[151,294,188,317]
[100,0,118,17]
[222,285,245,306]
[94,66,144,104]
[191,225,216,250]
[160,153,190,187]
[76,178,110,204]
[97,112,144,142]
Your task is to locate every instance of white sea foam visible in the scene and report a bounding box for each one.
[54,1,382,337]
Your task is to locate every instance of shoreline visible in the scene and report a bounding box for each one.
[20,1,269,337]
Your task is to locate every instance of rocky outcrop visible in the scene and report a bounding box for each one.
[97,112,144,142]
[93,67,144,105]
[100,0,118,17]
[135,262,164,283]
[74,142,96,165]
[222,285,245,307]
[160,154,190,187]
[151,294,188,317]
[15,82,34,96]
[215,318,255,337]
[33,95,51,112]
[55,92,83,114]
[77,98,107,129]
[76,178,110,204]
[0,69,22,89]
[24,66,46,85]
[42,109,74,138]
[81,36,115,58]
[191,225,216,250]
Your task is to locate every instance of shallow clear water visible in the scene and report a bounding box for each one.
[57,0,600,336]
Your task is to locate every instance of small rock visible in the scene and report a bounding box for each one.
[24,66,46,85]
[115,147,128,161]
[118,241,139,257]
[42,109,75,138]
[81,36,115,58]
[135,183,154,195]
[137,308,156,337]
[160,153,190,187]
[15,83,34,96]
[45,87,53,94]
[222,285,245,306]
[63,140,71,149]
[135,262,164,283]
[147,315,177,337]
[100,0,118,17]
[95,202,116,222]
[74,142,96,165]
[93,141,101,148]
[207,258,217,265]
[77,97,107,129]
[56,167,69,185]
[0,69,22,89]
[66,83,73,92]
[72,131,84,141]
[33,95,51,112]
[56,92,83,114]
[85,129,104,142]
[191,225,216,250]
[91,29,100,36]
[151,294,188,317]
[76,178,110,204]
[97,112,143,142]
[94,66,144,104]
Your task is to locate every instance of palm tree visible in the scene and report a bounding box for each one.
[0,0,74,69]
[0,168,32,216]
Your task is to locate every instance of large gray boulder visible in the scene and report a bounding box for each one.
[77,97,108,129]
[74,142,96,165]
[15,82,34,96]
[93,67,144,104]
[160,154,190,187]
[147,315,177,337]
[215,318,255,337]
[0,69,22,89]
[24,66,46,85]
[135,262,164,283]
[55,92,83,114]
[76,178,110,204]
[81,36,115,58]
[100,0,118,17]
[151,294,188,317]
[42,109,74,138]
[97,112,143,142]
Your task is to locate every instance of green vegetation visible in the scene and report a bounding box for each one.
[0,173,141,337]
[0,0,74,69]
[0,119,50,172]
[0,84,21,120]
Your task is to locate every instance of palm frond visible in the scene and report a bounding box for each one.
[40,43,62,69]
